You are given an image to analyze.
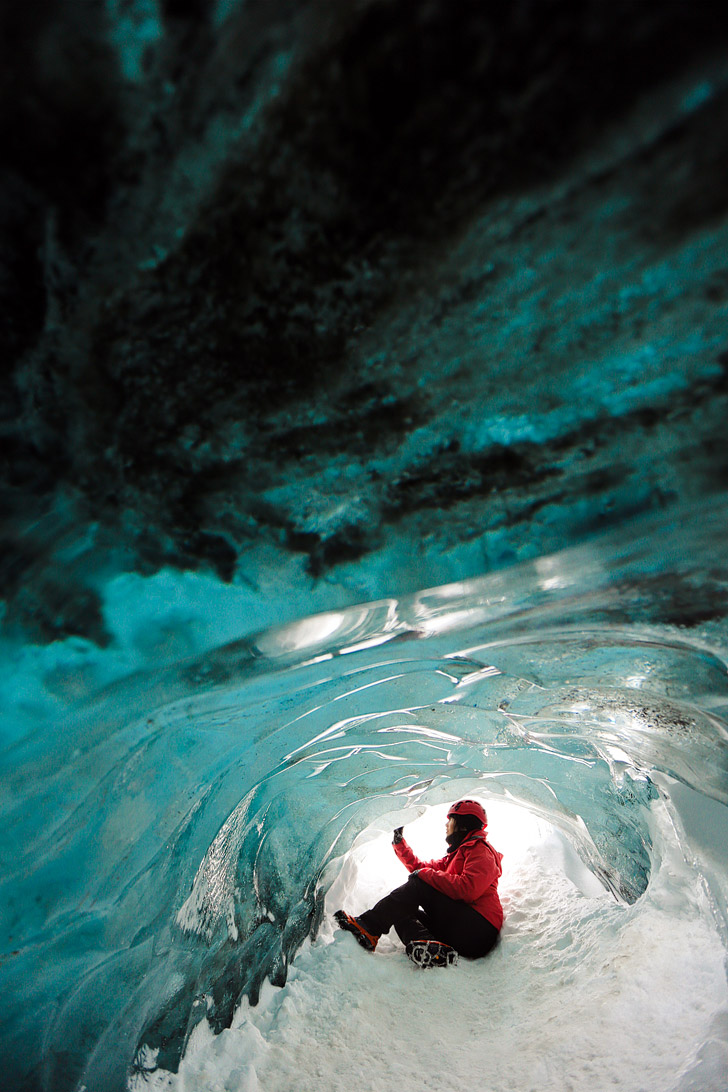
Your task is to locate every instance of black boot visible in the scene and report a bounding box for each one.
[405,939,458,968]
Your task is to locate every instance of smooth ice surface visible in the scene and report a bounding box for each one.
[2,503,728,1091]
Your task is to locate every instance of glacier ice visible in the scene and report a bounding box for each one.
[1,503,728,1091]
[4,5,728,1089]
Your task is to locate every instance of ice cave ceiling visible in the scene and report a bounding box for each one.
[2,0,728,637]
[4,6,728,1091]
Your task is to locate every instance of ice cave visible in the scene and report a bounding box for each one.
[2,2,728,1090]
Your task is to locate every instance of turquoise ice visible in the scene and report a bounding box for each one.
[2,504,727,1090]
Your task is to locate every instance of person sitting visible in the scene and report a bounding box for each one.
[335,799,503,968]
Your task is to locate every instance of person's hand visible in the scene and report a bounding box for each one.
[393,827,404,844]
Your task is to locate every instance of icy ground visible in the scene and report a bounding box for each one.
[139,804,728,1092]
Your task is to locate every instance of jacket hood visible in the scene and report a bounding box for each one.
[449,829,503,876]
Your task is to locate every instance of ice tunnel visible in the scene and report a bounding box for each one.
[2,506,728,1092]
[3,1,728,1089]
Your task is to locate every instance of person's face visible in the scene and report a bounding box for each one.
[446,816,458,838]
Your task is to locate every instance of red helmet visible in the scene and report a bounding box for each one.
[447,799,487,826]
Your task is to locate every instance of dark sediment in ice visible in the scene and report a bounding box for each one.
[3,0,728,640]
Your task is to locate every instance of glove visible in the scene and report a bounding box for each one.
[393,827,404,844]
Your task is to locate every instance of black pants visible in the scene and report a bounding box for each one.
[358,875,499,958]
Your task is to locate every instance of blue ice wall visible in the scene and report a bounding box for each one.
[3,2,728,645]
[2,505,728,1090]
[3,3,728,1090]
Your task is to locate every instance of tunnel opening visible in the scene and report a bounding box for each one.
[150,789,726,1092]
[322,796,611,943]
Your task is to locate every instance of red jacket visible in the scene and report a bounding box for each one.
[394,830,504,930]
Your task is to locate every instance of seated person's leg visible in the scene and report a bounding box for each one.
[357,874,434,946]
[408,879,500,958]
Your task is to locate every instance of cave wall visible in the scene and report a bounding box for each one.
[2,0,728,642]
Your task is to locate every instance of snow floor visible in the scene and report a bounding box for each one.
[139,803,728,1092]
